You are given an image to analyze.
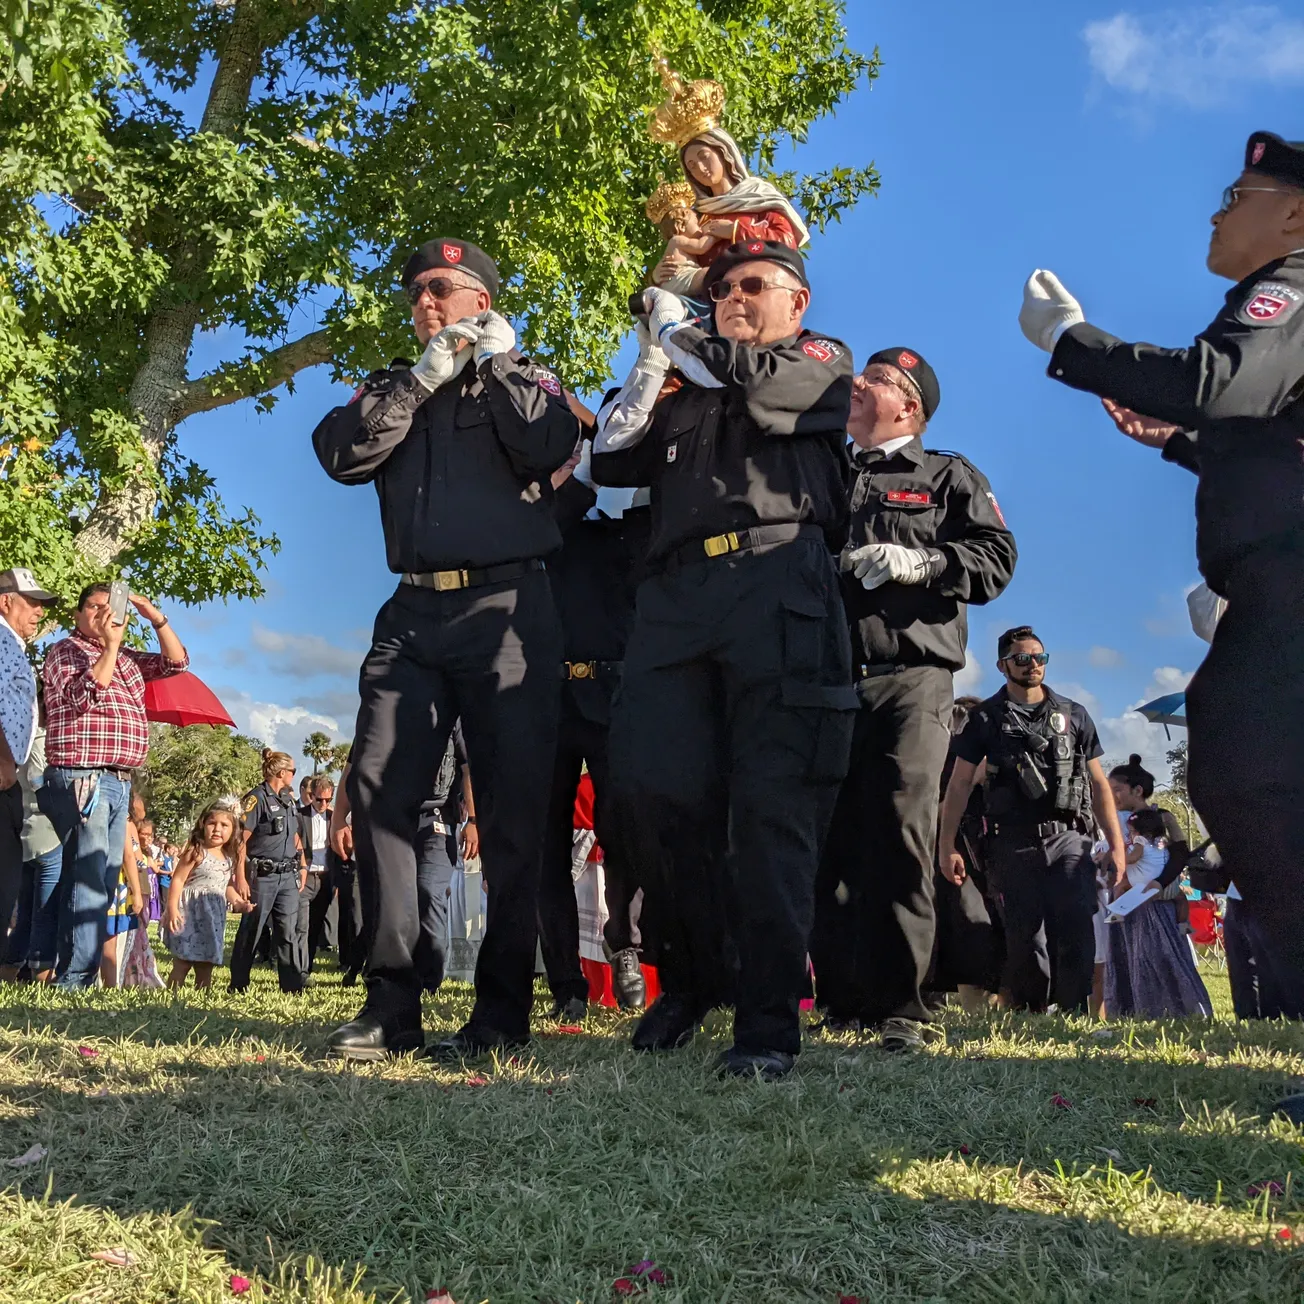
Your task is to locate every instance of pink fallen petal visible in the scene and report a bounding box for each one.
[629,1261,656,1275]
[77,1046,100,1059]
[465,1076,489,1087]
[426,1291,457,1302]
[91,1247,136,1268]
[1249,1181,1286,1198]
[613,1278,644,1296]
[1132,1096,1157,1109]
[230,1274,252,1294]
[6,1143,48,1168]
[646,1268,667,1285]
[959,1145,971,1156]
[555,1025,583,1034]
[1050,1093,1073,1110]
[839,1296,863,1303]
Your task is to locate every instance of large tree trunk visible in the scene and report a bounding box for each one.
[74,0,274,570]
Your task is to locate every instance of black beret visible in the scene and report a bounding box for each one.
[1244,132,1304,188]
[702,239,810,292]
[865,347,940,420]
[401,237,500,299]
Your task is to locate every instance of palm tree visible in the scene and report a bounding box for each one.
[302,731,333,775]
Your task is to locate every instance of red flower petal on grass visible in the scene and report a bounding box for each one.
[1132,1097,1157,1109]
[838,1083,853,1093]
[465,1076,489,1087]
[629,1261,656,1274]
[612,1278,642,1296]
[426,1291,457,1302]
[1276,1227,1293,1242]
[646,1269,667,1285]
[77,1046,99,1059]
[1249,1181,1286,1198]
[230,1276,252,1295]
[959,1145,971,1156]
[839,1296,863,1303]
[1050,1093,1073,1110]
[555,1025,583,1034]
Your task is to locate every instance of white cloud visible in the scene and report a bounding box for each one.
[1084,6,1304,107]
[1093,666,1196,779]
[954,648,984,697]
[249,624,365,679]
[214,685,345,761]
[1089,645,1125,669]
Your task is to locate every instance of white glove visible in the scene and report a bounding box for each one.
[473,310,516,367]
[1019,269,1085,352]
[410,320,482,391]
[1187,583,1228,643]
[643,286,693,343]
[635,319,670,373]
[847,542,942,591]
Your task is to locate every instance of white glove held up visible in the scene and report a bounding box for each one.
[411,320,482,391]
[643,286,693,342]
[473,310,516,367]
[847,542,941,591]
[1187,583,1228,644]
[1019,269,1085,352]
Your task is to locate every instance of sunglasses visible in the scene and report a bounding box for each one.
[708,276,803,302]
[1002,652,1050,667]
[405,277,475,306]
[312,795,331,804]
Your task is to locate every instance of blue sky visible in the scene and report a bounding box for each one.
[169,2,1304,778]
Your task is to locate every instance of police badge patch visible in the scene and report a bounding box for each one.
[1049,711,1067,734]
[243,794,259,814]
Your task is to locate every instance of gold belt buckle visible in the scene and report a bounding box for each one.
[567,661,595,680]
[432,569,468,591]
[703,531,740,559]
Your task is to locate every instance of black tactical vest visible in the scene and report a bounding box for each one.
[983,693,1090,828]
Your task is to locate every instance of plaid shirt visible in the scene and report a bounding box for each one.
[43,631,189,771]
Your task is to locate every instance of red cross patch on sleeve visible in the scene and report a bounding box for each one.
[1237,280,1303,326]
[802,339,843,363]
[535,371,563,397]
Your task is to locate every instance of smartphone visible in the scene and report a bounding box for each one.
[109,581,130,626]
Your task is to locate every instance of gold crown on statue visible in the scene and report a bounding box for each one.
[648,55,726,148]
[645,179,697,223]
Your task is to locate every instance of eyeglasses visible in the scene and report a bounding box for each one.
[857,369,917,400]
[1002,652,1050,667]
[405,277,476,306]
[312,795,331,805]
[1219,185,1293,214]
[708,276,803,302]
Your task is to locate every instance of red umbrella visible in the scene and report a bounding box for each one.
[143,672,235,728]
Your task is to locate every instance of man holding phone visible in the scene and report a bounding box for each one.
[42,583,188,987]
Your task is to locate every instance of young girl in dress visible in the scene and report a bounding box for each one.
[163,799,251,989]
[1123,808,1169,889]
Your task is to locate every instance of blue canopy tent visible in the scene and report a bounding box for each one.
[1137,692,1187,738]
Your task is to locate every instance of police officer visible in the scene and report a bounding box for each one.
[536,440,652,1018]
[937,627,1126,1012]
[229,749,308,994]
[591,239,857,1079]
[313,237,578,1060]
[810,348,1016,1050]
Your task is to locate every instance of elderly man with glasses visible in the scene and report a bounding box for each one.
[809,348,1017,1051]
[590,239,856,1078]
[313,237,578,1060]
[1018,131,1304,1107]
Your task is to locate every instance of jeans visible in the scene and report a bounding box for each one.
[4,843,64,970]
[414,817,455,992]
[43,768,133,989]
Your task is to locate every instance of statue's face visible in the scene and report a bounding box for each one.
[683,142,727,191]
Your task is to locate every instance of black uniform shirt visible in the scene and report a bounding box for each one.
[242,782,300,862]
[417,722,468,826]
[590,327,854,561]
[312,349,579,572]
[953,687,1102,823]
[1048,250,1304,593]
[842,438,1017,672]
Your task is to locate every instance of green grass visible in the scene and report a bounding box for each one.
[2,935,1302,1304]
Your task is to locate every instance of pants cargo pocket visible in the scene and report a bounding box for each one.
[778,680,859,784]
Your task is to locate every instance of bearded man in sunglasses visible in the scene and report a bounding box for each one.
[937,626,1125,1012]
[591,239,856,1079]
[313,238,578,1061]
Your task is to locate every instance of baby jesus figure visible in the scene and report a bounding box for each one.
[645,180,737,297]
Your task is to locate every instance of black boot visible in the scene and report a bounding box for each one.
[547,995,588,1022]
[608,948,646,1010]
[421,1023,529,1062]
[630,995,705,1052]
[716,1046,796,1080]
[327,978,423,1061]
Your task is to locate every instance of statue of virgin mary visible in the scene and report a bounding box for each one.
[647,59,810,294]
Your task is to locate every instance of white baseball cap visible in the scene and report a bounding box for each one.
[0,568,56,603]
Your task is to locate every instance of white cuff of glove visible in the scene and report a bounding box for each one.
[847,543,943,591]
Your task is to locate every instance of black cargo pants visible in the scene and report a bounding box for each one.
[348,574,562,1039]
[608,534,856,1055]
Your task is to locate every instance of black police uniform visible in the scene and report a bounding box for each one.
[229,781,305,993]
[536,474,652,1011]
[591,313,857,1059]
[951,687,1102,1011]
[1045,134,1304,1013]
[313,329,578,1049]
[812,435,1016,1028]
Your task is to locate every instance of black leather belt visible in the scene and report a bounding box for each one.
[991,820,1071,840]
[665,522,822,569]
[249,857,297,874]
[856,663,908,680]
[562,660,623,680]
[403,558,546,592]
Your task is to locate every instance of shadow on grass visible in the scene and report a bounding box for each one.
[2,995,1303,1302]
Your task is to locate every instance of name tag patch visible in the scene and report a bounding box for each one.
[884,490,932,506]
[666,441,678,463]
[1237,280,1303,326]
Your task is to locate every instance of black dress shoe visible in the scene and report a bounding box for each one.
[716,1046,796,1080]
[326,978,423,1061]
[420,1024,529,1063]
[1273,1092,1304,1125]
[630,995,705,1052]
[880,1016,926,1053]
[547,995,588,1022]
[608,948,647,1010]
